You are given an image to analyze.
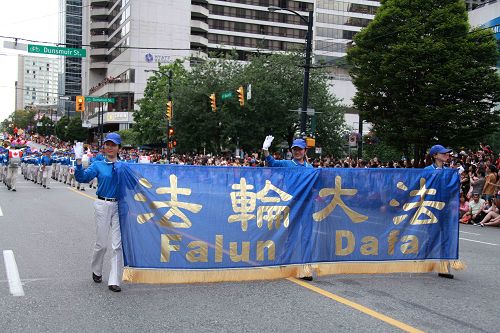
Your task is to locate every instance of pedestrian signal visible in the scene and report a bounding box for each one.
[209,93,217,112]
[236,86,244,107]
[168,127,174,136]
[166,100,173,120]
[76,96,85,112]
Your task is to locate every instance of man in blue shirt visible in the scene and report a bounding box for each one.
[262,136,314,281]
[75,133,123,292]
[40,148,54,189]
[425,145,452,170]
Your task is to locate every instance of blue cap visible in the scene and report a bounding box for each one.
[429,145,452,156]
[104,132,121,145]
[291,139,306,149]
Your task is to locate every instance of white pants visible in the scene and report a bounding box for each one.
[92,200,123,286]
[42,166,51,187]
[6,166,19,189]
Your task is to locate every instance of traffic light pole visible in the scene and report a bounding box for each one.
[300,10,313,138]
[166,69,172,162]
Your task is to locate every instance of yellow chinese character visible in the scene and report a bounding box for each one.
[135,175,202,228]
[228,177,257,231]
[390,178,445,225]
[256,180,293,229]
[313,175,368,223]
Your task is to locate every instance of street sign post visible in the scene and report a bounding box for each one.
[28,44,86,58]
[220,91,235,101]
[85,96,115,103]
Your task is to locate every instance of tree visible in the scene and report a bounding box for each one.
[55,116,70,142]
[134,53,346,155]
[66,117,88,142]
[37,116,55,136]
[117,129,139,146]
[348,0,500,164]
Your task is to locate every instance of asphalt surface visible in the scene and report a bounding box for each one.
[0,171,499,332]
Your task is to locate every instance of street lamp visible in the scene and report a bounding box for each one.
[145,68,173,161]
[268,6,313,138]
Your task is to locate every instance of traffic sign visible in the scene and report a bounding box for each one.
[85,96,115,103]
[221,91,235,101]
[28,44,86,58]
[59,96,70,100]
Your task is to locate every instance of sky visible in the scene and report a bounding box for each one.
[0,0,59,122]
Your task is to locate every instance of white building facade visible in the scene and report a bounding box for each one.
[16,55,60,115]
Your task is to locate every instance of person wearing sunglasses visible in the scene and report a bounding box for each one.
[74,133,123,292]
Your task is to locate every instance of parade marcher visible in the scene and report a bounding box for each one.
[6,144,23,191]
[262,136,313,280]
[74,133,124,292]
[425,145,452,170]
[40,148,54,189]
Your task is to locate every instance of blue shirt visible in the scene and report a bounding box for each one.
[75,160,122,199]
[41,155,53,166]
[265,155,313,168]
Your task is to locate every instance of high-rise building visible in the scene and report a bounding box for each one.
[81,0,379,134]
[59,0,83,117]
[16,55,60,114]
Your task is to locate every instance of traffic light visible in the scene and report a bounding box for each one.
[76,96,85,112]
[236,86,244,107]
[168,127,174,136]
[166,100,173,120]
[209,93,216,112]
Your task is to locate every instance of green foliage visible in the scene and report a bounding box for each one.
[1,110,36,134]
[55,116,70,141]
[66,117,88,142]
[134,53,346,154]
[117,129,139,146]
[348,0,500,163]
[37,116,54,136]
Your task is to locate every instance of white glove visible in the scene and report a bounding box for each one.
[74,142,84,159]
[262,135,274,150]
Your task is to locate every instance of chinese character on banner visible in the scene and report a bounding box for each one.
[390,178,445,225]
[228,178,293,231]
[134,175,202,228]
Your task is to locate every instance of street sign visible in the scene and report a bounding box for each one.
[315,147,322,154]
[85,96,115,103]
[247,84,252,100]
[220,91,235,101]
[59,96,70,100]
[28,44,86,58]
[82,121,92,128]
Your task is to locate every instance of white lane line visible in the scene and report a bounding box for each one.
[2,250,25,296]
[459,231,480,235]
[460,237,498,246]
[0,205,3,217]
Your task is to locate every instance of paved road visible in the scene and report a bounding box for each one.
[0,171,499,332]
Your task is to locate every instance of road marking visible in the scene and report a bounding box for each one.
[287,278,424,333]
[459,231,480,235]
[69,187,96,200]
[0,205,3,216]
[3,250,25,297]
[459,237,498,246]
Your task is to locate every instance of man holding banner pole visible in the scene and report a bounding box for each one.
[262,135,314,280]
[74,133,124,292]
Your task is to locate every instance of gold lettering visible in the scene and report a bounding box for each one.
[160,234,181,262]
[360,236,378,255]
[388,230,400,255]
[229,241,250,262]
[400,235,419,254]
[186,241,208,262]
[336,230,355,256]
[215,234,223,262]
[257,240,275,261]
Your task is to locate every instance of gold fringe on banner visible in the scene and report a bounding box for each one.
[122,260,465,284]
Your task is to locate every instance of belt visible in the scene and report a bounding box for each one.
[97,196,118,202]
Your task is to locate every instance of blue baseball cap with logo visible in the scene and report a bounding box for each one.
[429,145,452,156]
[291,139,306,149]
[104,132,121,145]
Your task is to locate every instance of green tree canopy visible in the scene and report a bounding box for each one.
[135,53,346,155]
[348,0,500,163]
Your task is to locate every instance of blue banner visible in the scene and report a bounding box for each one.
[118,165,459,270]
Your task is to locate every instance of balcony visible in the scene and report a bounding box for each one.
[191,20,209,33]
[90,7,108,19]
[190,49,208,59]
[89,60,108,70]
[90,34,108,45]
[90,48,108,57]
[190,35,208,48]
[191,4,209,18]
[90,21,108,30]
[90,0,111,5]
